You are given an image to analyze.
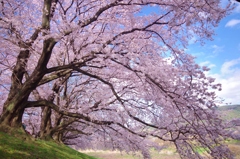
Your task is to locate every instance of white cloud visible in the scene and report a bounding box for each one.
[221,58,240,74]
[207,45,224,58]
[212,45,224,54]
[214,74,240,105]
[199,61,216,69]
[210,58,240,105]
[191,52,205,57]
[225,19,240,27]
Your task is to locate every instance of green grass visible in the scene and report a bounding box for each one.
[217,105,240,120]
[0,131,98,159]
[81,148,181,159]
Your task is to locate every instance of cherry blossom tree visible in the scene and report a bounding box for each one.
[0,0,236,158]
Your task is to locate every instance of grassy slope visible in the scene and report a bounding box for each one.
[0,131,98,159]
[217,105,240,120]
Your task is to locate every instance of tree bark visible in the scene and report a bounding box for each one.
[39,106,52,138]
[52,130,64,143]
[0,0,56,131]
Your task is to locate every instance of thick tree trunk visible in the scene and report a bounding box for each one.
[0,39,56,130]
[0,0,56,134]
[51,113,64,142]
[0,106,25,128]
[39,106,52,138]
[0,69,47,129]
[0,93,29,128]
[38,109,66,142]
[52,131,63,143]
[0,47,31,128]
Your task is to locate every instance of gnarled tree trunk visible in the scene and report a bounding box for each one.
[0,0,56,132]
[39,106,53,139]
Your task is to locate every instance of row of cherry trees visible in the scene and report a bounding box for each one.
[0,0,237,158]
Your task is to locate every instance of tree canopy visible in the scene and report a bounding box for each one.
[0,0,236,158]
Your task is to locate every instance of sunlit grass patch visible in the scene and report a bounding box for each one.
[0,131,97,159]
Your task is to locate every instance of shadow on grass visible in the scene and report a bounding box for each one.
[0,131,97,159]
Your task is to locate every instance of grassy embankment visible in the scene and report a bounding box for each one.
[0,131,98,159]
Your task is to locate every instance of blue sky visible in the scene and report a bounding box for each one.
[139,1,240,105]
[187,0,240,105]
